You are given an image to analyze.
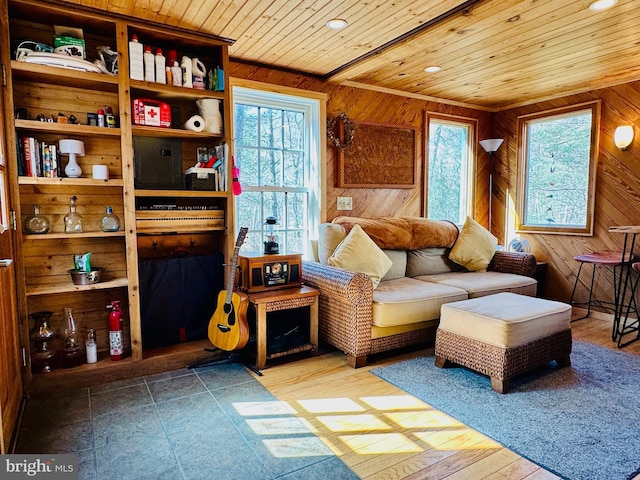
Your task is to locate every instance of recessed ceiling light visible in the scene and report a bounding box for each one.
[326,19,348,30]
[589,0,618,11]
[424,66,441,73]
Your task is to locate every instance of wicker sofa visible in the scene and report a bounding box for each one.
[302,216,538,368]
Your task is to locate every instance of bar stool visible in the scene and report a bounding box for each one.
[615,262,640,346]
[570,250,632,321]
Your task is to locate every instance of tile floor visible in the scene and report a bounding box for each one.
[15,363,358,480]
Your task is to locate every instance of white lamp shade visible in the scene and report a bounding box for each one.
[59,139,85,178]
[479,138,504,153]
[59,139,85,156]
[614,126,634,150]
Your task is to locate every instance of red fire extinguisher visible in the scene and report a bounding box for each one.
[107,300,124,361]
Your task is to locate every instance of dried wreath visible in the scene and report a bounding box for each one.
[326,112,355,149]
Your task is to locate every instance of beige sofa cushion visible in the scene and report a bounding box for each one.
[439,292,571,348]
[417,271,537,298]
[406,247,462,277]
[372,320,436,339]
[381,250,407,281]
[328,224,392,288]
[372,277,468,327]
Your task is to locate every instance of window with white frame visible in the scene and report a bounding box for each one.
[232,84,322,256]
[426,113,476,225]
[517,101,600,235]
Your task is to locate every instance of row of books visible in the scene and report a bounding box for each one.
[17,137,60,177]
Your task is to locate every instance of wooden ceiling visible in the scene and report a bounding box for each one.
[63,0,640,111]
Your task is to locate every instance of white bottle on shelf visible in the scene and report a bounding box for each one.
[144,46,155,82]
[171,61,182,87]
[128,35,144,81]
[86,329,97,364]
[181,56,193,88]
[155,48,166,84]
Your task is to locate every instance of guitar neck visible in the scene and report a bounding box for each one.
[225,245,241,304]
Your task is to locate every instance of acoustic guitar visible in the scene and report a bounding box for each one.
[208,227,250,351]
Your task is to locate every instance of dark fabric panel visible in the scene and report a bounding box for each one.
[139,253,224,349]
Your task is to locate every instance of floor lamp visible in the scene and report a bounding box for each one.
[479,138,504,231]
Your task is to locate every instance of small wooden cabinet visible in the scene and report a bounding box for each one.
[0,0,235,392]
[248,286,320,370]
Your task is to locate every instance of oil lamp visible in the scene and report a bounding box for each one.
[264,216,279,254]
[59,307,84,368]
[30,311,56,373]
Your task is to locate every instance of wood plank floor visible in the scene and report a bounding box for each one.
[252,312,640,480]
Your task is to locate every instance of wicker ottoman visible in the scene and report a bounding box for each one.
[435,292,572,393]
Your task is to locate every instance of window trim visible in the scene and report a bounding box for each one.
[424,112,478,224]
[229,78,327,256]
[516,100,600,236]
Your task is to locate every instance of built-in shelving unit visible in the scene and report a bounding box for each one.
[1,0,234,392]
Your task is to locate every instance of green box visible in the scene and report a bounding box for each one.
[54,35,85,58]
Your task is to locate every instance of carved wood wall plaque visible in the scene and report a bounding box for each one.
[337,121,417,188]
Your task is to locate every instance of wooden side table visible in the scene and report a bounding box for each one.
[534,261,548,297]
[247,285,319,370]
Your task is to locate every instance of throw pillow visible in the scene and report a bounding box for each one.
[318,223,347,264]
[328,224,392,288]
[448,216,498,271]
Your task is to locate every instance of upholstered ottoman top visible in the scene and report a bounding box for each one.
[439,292,571,348]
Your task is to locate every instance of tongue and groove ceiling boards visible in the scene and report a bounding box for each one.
[64,0,640,110]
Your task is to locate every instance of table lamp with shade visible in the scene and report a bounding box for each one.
[59,139,85,178]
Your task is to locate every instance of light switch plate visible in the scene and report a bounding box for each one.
[337,196,352,210]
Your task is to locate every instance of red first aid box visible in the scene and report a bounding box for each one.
[132,98,171,127]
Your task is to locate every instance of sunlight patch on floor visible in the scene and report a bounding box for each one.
[316,414,393,432]
[413,428,501,450]
[246,416,317,435]
[232,400,297,416]
[232,389,500,460]
[262,436,335,457]
[339,433,424,455]
[385,410,464,429]
[297,397,366,413]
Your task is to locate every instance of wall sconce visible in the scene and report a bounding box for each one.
[614,126,634,150]
[59,139,85,178]
[479,138,504,230]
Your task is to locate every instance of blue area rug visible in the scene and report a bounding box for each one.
[371,340,640,480]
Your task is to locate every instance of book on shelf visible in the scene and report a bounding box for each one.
[18,137,60,178]
[15,137,25,177]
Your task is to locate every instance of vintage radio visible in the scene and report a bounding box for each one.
[238,253,302,293]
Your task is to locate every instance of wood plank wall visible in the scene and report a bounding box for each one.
[494,82,640,305]
[229,61,640,307]
[228,62,492,224]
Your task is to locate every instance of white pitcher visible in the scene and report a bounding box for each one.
[196,98,223,134]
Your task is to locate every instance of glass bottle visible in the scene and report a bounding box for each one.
[100,206,121,232]
[59,307,83,368]
[24,204,51,234]
[64,196,84,233]
[86,329,98,364]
